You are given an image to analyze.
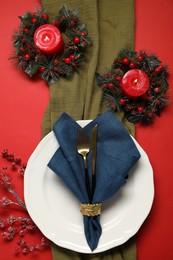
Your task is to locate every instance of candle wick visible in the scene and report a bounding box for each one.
[132,78,138,86]
[44,36,50,42]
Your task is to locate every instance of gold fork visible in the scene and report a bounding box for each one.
[77,128,91,202]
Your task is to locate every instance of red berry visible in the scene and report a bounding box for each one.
[156,99,161,105]
[115,76,122,82]
[31,18,37,24]
[54,20,61,27]
[53,66,59,72]
[147,112,153,117]
[2,166,7,171]
[22,163,27,169]
[19,230,25,237]
[154,87,160,93]
[24,54,30,60]
[155,65,163,73]
[129,62,135,69]
[82,41,87,46]
[13,248,20,255]
[23,28,29,33]
[70,21,75,26]
[137,55,144,61]
[22,248,29,255]
[70,54,75,60]
[119,99,125,105]
[74,37,80,44]
[39,67,46,72]
[151,107,156,112]
[108,82,114,88]
[123,57,129,64]
[53,59,60,64]
[61,15,66,19]
[11,162,16,170]
[27,225,35,231]
[20,47,25,52]
[22,38,26,43]
[42,13,49,20]
[64,57,71,64]
[111,104,116,110]
[2,148,8,157]
[137,106,144,112]
[15,157,21,164]
[81,32,87,37]
[104,73,109,78]
[148,96,153,101]
[7,152,15,161]
[101,83,107,88]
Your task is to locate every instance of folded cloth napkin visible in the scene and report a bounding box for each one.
[48,110,140,251]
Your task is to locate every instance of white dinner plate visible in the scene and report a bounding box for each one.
[24,120,154,253]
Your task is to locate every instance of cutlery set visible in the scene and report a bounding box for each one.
[77,125,98,202]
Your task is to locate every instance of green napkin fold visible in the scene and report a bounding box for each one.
[41,0,136,259]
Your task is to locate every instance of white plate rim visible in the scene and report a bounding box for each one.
[24,120,154,253]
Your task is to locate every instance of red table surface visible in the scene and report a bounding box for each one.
[0,0,173,259]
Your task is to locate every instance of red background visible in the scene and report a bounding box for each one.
[0,0,173,259]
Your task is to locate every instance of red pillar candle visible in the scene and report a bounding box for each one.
[121,69,150,98]
[34,24,65,55]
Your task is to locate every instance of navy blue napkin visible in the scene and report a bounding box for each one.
[48,110,141,251]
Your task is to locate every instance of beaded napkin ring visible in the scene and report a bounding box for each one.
[80,203,102,217]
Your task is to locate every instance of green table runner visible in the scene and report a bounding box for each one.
[41,0,136,259]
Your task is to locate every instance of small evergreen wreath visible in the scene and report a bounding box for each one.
[96,49,169,126]
[11,6,92,85]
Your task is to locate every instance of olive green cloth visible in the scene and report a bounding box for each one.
[41,0,136,259]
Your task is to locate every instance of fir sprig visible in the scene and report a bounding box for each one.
[96,49,169,126]
[10,6,92,85]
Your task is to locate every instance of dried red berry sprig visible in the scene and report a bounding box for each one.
[2,148,26,175]
[0,215,36,241]
[96,49,169,126]
[0,213,50,255]
[0,149,50,254]
[11,6,92,85]
[14,237,50,255]
[0,169,26,209]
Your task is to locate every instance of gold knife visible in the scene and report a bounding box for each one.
[90,124,98,199]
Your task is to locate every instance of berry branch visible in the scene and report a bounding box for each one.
[0,169,26,209]
[0,149,50,255]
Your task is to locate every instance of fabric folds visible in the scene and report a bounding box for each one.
[41,0,136,259]
[41,0,135,137]
[48,111,140,251]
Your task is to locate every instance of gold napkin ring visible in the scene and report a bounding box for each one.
[80,203,102,217]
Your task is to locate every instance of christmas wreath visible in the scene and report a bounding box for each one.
[96,49,169,126]
[11,6,92,85]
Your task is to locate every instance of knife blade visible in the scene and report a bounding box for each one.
[90,124,98,199]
